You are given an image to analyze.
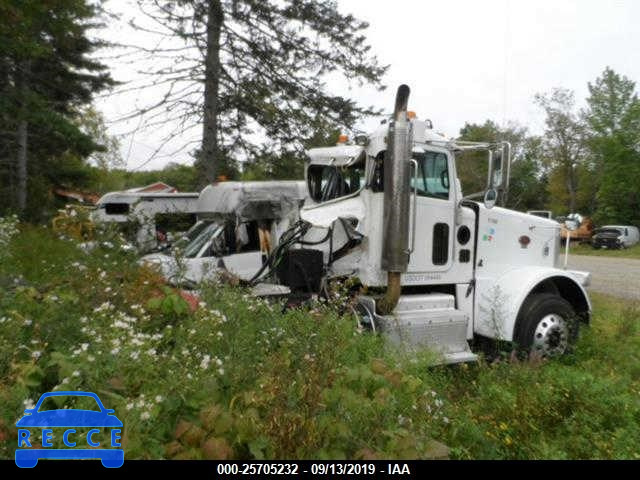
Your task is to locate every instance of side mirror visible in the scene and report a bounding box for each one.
[488,150,504,189]
[483,189,498,209]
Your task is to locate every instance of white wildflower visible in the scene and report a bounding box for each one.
[200,355,211,370]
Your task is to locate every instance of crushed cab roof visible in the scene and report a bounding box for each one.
[306,145,365,166]
[197,181,307,221]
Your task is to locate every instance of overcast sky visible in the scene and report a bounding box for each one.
[96,0,640,170]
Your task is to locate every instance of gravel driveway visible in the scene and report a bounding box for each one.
[567,254,640,301]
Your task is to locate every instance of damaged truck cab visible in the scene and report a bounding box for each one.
[298,85,591,363]
[142,181,307,285]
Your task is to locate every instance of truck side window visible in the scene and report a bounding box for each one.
[412,151,450,200]
[104,203,130,215]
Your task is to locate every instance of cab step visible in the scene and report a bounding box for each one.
[357,294,477,365]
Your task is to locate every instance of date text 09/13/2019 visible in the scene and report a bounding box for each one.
[216,462,411,476]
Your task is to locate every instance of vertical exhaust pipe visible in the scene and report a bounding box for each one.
[378,85,412,315]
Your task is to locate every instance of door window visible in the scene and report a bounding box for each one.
[411,151,450,200]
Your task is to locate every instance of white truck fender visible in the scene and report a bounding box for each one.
[474,266,592,341]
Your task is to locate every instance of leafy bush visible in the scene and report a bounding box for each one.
[0,222,639,459]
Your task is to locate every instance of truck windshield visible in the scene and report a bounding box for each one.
[183,221,219,258]
[595,228,622,235]
[307,164,365,203]
[172,220,209,251]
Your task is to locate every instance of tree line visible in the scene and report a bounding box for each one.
[457,67,640,227]
[1,1,639,227]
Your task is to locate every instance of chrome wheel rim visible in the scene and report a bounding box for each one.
[532,313,569,357]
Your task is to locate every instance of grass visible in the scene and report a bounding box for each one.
[1,218,639,459]
[570,241,640,259]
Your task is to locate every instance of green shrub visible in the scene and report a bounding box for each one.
[1,222,639,459]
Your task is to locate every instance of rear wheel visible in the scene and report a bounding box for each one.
[514,293,579,358]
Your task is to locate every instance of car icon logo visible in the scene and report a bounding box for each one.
[15,391,124,468]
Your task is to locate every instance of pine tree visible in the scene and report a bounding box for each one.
[0,0,114,216]
[128,0,387,185]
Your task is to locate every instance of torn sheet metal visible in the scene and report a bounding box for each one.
[197,181,307,221]
[300,196,366,229]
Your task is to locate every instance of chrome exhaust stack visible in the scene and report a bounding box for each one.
[378,84,413,315]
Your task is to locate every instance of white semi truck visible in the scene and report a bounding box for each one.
[262,85,591,363]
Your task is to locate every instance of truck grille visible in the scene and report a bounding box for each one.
[432,223,449,265]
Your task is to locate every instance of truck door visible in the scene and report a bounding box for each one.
[217,221,263,280]
[189,222,264,281]
[407,147,455,273]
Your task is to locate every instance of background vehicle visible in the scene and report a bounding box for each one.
[559,213,594,244]
[257,85,591,364]
[141,181,307,285]
[591,225,640,249]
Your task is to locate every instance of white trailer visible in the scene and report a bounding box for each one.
[263,85,591,363]
[140,181,307,285]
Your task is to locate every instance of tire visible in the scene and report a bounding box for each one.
[513,293,579,358]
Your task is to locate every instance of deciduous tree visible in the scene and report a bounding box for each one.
[584,67,640,225]
[534,89,587,214]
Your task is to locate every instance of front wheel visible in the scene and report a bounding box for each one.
[514,293,579,358]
